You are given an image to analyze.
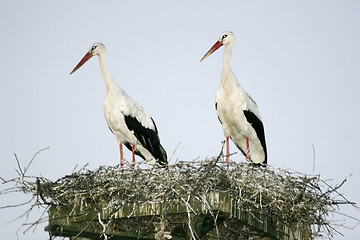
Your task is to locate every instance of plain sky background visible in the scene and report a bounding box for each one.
[1,1,359,239]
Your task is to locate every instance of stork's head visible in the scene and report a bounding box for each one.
[70,42,106,75]
[218,31,235,45]
[200,31,235,62]
[88,42,106,56]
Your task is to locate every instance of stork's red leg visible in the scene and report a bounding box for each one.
[120,142,124,168]
[226,136,230,162]
[131,143,135,169]
[226,136,230,170]
[246,136,251,162]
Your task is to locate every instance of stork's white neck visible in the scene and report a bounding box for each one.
[223,42,234,70]
[98,52,118,93]
[221,41,239,89]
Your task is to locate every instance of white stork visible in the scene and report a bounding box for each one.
[70,42,167,167]
[201,31,267,165]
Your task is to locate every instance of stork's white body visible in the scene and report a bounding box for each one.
[103,82,159,166]
[71,43,167,167]
[216,65,266,164]
[202,32,267,164]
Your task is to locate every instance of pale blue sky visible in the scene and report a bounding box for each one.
[1,1,359,239]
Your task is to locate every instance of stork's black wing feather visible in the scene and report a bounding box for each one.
[107,125,114,134]
[124,115,167,165]
[215,102,223,124]
[243,110,267,164]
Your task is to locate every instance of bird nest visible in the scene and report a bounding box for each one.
[1,148,358,239]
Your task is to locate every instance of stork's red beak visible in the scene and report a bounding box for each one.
[200,40,223,62]
[70,52,93,75]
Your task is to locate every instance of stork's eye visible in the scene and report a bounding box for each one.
[91,46,97,51]
[222,34,228,40]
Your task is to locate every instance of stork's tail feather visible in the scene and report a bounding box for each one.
[157,144,168,166]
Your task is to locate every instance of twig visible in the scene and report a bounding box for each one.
[98,212,109,240]
[312,143,316,174]
[24,147,49,175]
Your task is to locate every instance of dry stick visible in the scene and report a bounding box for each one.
[14,153,24,176]
[23,209,49,234]
[98,212,109,240]
[0,197,34,210]
[169,142,183,163]
[72,214,98,240]
[191,142,225,195]
[321,176,358,206]
[24,147,49,175]
[312,143,316,174]
[184,195,196,240]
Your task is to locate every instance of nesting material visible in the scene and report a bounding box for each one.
[1,152,357,239]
